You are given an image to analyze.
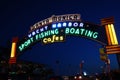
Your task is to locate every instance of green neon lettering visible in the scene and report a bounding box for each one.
[41,33,44,38]
[50,30,55,35]
[65,28,70,34]
[55,29,59,34]
[70,28,75,34]
[30,37,33,42]
[37,29,59,39]
[36,34,39,40]
[24,40,29,46]
[87,31,93,37]
[19,27,99,52]
[44,29,59,38]
[93,32,98,39]
[19,37,33,51]
[44,31,49,36]
[19,44,24,51]
[84,30,88,36]
[75,28,79,34]
[24,38,33,46]
[80,29,85,35]
[36,34,42,41]
[38,34,42,39]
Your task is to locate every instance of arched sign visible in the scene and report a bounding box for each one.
[17,14,108,53]
[9,13,120,66]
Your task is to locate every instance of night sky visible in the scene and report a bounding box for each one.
[1,0,120,75]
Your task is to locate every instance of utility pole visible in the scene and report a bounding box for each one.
[80,60,84,75]
[106,59,110,73]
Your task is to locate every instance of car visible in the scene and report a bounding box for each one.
[74,74,83,80]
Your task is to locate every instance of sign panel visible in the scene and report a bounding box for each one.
[17,14,108,53]
[105,45,120,54]
[99,48,107,61]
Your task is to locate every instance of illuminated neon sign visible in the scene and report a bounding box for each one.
[30,14,81,31]
[43,35,64,44]
[65,28,98,39]
[17,14,108,52]
[28,22,84,38]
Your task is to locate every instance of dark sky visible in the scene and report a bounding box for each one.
[1,0,120,75]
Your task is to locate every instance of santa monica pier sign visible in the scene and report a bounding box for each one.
[17,14,108,52]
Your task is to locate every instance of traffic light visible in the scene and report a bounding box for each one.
[99,48,107,61]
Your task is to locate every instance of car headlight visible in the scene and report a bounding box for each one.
[74,76,77,79]
[79,76,82,79]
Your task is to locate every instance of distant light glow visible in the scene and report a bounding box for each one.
[57,23,62,27]
[79,76,82,79]
[80,23,84,27]
[40,28,44,32]
[83,72,87,76]
[28,34,32,38]
[74,76,77,79]
[68,22,72,27]
[63,22,67,27]
[52,24,56,28]
[73,22,78,27]
[52,22,84,29]
[36,29,39,33]
[32,31,36,36]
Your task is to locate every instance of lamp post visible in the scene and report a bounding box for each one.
[80,60,84,75]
